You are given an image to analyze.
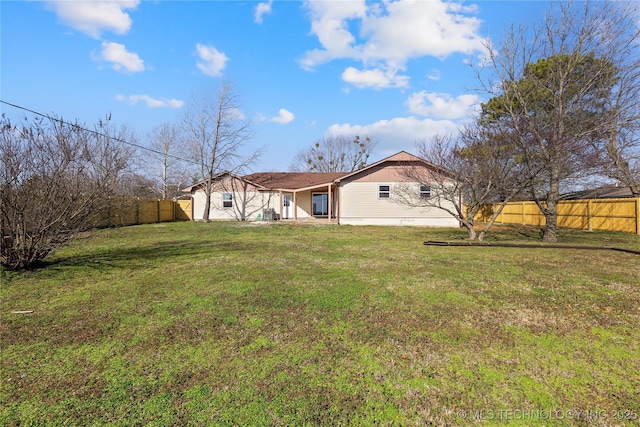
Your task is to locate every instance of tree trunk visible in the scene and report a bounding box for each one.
[468,226,477,240]
[543,166,561,242]
[542,207,558,242]
[203,187,211,222]
[460,218,477,240]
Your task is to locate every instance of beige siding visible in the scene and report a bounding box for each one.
[191,175,273,221]
[338,181,459,227]
[343,164,436,183]
[192,190,274,221]
[293,192,313,218]
[192,189,320,221]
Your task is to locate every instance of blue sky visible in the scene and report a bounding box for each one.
[1,0,550,172]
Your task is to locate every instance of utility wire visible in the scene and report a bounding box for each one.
[1,99,193,163]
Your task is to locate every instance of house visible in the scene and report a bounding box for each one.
[182,151,460,227]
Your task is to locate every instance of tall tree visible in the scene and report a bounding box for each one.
[396,120,526,241]
[290,135,376,172]
[479,0,635,242]
[181,81,258,221]
[0,114,132,269]
[595,2,640,196]
[146,123,193,199]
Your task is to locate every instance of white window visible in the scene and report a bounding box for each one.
[420,185,431,199]
[222,193,233,208]
[378,185,390,199]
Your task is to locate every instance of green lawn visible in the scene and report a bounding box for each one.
[2,222,639,426]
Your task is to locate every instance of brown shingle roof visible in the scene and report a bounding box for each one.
[562,184,635,200]
[243,172,346,190]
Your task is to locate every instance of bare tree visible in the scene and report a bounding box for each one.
[595,1,640,196]
[219,174,274,221]
[0,114,132,269]
[117,172,159,198]
[181,81,259,221]
[290,135,376,172]
[478,0,637,242]
[396,120,526,241]
[146,123,194,199]
[602,127,640,196]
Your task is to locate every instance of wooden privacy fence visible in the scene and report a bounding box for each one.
[478,198,640,235]
[98,198,192,227]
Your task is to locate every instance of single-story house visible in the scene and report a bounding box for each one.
[182,151,460,227]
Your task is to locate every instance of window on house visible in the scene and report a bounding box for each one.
[420,185,431,199]
[222,193,233,208]
[378,185,390,199]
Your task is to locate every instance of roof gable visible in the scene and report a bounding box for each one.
[182,151,451,193]
[382,151,426,162]
[335,151,447,182]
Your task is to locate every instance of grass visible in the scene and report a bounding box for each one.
[1,222,639,426]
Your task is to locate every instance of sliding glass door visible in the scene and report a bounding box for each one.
[312,193,329,216]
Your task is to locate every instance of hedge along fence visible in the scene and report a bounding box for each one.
[97,198,192,227]
[477,198,640,235]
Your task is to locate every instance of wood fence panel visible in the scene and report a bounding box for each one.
[590,199,637,232]
[480,198,640,235]
[159,200,175,222]
[558,201,589,230]
[501,204,524,225]
[88,198,192,228]
[176,199,192,221]
[111,198,138,226]
[137,199,158,224]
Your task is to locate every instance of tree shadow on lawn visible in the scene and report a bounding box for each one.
[44,239,256,271]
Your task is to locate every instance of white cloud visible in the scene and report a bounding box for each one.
[47,0,139,38]
[341,67,409,89]
[359,1,485,59]
[406,91,479,119]
[254,0,273,24]
[301,0,488,89]
[299,0,367,70]
[327,116,461,156]
[95,41,144,73]
[116,94,184,109]
[196,44,228,77]
[427,69,441,81]
[269,108,295,124]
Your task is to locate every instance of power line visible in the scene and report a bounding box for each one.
[0,99,193,164]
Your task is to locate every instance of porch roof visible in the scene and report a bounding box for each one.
[242,172,345,191]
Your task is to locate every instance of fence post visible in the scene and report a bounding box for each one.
[587,199,593,232]
[107,196,112,227]
[136,198,141,225]
[636,197,640,236]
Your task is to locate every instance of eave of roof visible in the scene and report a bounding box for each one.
[242,172,345,190]
[181,151,453,193]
